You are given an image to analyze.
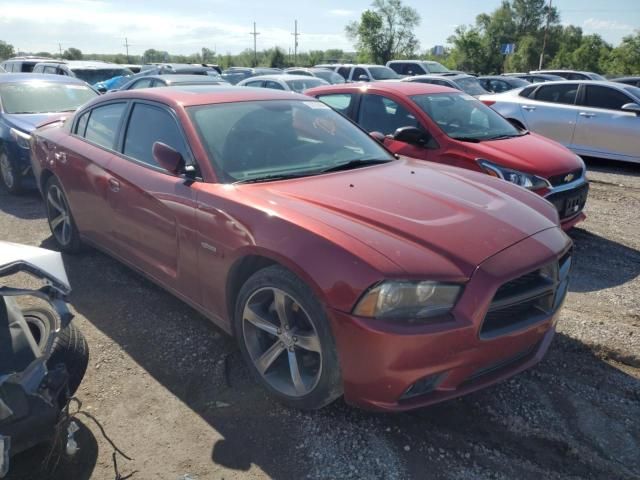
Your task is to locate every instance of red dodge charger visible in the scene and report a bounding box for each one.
[31,86,572,411]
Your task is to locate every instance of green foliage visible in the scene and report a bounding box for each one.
[270,47,287,68]
[346,0,420,64]
[605,32,640,75]
[0,41,15,61]
[62,47,83,60]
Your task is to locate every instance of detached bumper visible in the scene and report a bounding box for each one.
[328,227,572,411]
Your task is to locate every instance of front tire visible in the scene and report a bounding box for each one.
[45,176,82,253]
[234,265,342,410]
[0,150,23,194]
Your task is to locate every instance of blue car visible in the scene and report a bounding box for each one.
[0,74,97,193]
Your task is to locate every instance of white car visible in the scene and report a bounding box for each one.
[480,81,640,163]
[237,74,328,93]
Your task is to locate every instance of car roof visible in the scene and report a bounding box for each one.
[0,73,90,85]
[306,81,456,96]
[94,85,317,107]
[614,76,640,81]
[240,74,319,82]
[530,69,597,75]
[405,74,472,81]
[64,61,128,69]
[143,74,226,83]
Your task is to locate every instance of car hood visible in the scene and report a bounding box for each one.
[467,132,582,178]
[3,112,72,133]
[242,159,558,278]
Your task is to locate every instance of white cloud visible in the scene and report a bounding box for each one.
[328,9,355,17]
[583,18,634,32]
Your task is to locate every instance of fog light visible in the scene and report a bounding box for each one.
[399,374,443,401]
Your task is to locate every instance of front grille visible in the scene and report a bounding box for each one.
[462,343,539,387]
[480,252,572,339]
[548,168,583,187]
[545,183,589,219]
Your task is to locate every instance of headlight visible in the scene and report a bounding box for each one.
[477,159,550,190]
[9,128,32,150]
[353,280,462,321]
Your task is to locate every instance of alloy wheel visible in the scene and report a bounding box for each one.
[242,287,323,397]
[46,184,72,246]
[0,153,15,190]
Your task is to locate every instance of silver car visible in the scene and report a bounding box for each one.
[237,74,329,93]
[480,81,640,163]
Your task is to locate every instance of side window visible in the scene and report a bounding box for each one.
[75,111,90,136]
[21,63,35,73]
[123,103,189,168]
[433,79,452,87]
[567,73,586,80]
[519,86,537,98]
[264,80,285,90]
[84,103,126,150]
[489,80,509,93]
[534,84,578,105]
[357,94,419,135]
[44,66,58,74]
[317,94,354,116]
[352,67,368,80]
[582,86,633,111]
[130,78,154,89]
[388,63,403,74]
[245,80,264,88]
[337,66,351,79]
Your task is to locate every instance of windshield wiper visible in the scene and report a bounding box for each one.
[318,158,391,174]
[452,136,482,143]
[485,131,530,141]
[233,173,309,184]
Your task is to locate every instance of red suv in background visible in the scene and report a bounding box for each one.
[306,82,589,230]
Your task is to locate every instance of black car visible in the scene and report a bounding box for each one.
[503,73,565,83]
[401,73,488,96]
[613,76,640,88]
[119,74,229,90]
[478,75,531,93]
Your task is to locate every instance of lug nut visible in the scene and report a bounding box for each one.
[292,336,298,342]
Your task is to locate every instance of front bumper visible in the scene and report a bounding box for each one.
[328,227,571,411]
[544,179,589,231]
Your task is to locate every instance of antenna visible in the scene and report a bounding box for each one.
[291,20,300,65]
[250,22,260,67]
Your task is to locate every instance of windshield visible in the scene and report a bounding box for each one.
[285,78,328,92]
[588,73,607,81]
[508,77,531,88]
[72,68,133,85]
[456,77,488,96]
[424,61,449,73]
[189,100,395,183]
[369,67,400,80]
[313,70,345,84]
[411,92,520,141]
[622,85,640,100]
[0,82,98,114]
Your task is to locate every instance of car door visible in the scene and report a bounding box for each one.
[573,84,640,161]
[54,102,127,249]
[105,101,200,295]
[519,83,580,147]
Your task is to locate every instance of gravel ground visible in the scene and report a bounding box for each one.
[1,157,638,480]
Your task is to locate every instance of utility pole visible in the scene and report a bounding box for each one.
[291,20,300,65]
[123,37,131,63]
[539,0,552,70]
[58,43,63,58]
[250,22,260,67]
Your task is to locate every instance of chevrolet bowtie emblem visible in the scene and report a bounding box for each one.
[564,173,575,182]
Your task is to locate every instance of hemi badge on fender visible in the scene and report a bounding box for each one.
[201,242,217,253]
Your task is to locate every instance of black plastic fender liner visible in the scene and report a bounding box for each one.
[0,298,39,377]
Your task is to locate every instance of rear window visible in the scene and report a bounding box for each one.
[456,77,487,96]
[368,67,400,80]
[423,61,449,74]
[0,82,97,114]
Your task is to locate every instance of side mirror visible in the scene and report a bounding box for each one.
[392,126,431,146]
[358,75,370,82]
[369,131,386,143]
[621,102,640,116]
[96,86,107,94]
[152,142,184,174]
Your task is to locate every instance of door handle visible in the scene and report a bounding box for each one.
[108,178,120,192]
[579,112,595,118]
[521,105,536,111]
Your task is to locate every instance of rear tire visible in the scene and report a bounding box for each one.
[24,308,89,396]
[234,265,342,410]
[44,176,82,253]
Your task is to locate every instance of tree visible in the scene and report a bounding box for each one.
[346,0,420,64]
[0,40,15,60]
[143,49,169,63]
[606,31,640,75]
[447,26,488,74]
[570,34,611,73]
[62,47,83,60]
[201,47,215,63]
[270,47,287,68]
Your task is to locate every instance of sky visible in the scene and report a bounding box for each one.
[1,0,638,56]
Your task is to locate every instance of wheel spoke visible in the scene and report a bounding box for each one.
[61,219,70,244]
[244,305,279,336]
[50,213,66,230]
[47,190,64,213]
[273,290,290,328]
[255,340,285,374]
[294,331,321,353]
[287,350,306,395]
